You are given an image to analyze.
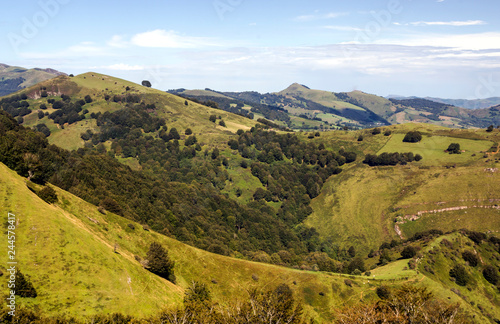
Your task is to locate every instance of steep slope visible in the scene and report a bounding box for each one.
[305,124,500,253]
[16,72,257,150]
[0,162,494,322]
[0,63,65,96]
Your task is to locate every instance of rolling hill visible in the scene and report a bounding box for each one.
[170,83,500,130]
[1,161,498,323]
[0,63,65,97]
[1,72,500,322]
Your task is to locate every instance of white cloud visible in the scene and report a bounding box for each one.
[409,20,486,27]
[294,12,347,22]
[377,32,500,50]
[100,63,144,71]
[107,35,128,48]
[131,29,219,48]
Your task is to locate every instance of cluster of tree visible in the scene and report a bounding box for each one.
[145,242,175,283]
[363,152,422,166]
[0,77,24,96]
[0,110,334,265]
[335,285,470,323]
[402,131,423,143]
[0,282,308,323]
[0,94,31,118]
[389,97,453,114]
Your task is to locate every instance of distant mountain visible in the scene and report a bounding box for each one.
[0,63,66,96]
[387,94,500,110]
[425,97,500,110]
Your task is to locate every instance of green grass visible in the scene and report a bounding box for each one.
[378,133,493,165]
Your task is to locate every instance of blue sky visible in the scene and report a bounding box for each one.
[2,0,500,99]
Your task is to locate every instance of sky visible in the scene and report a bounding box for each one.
[2,0,500,99]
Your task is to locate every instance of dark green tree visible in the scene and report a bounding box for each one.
[209,115,217,123]
[185,128,193,135]
[142,80,152,87]
[37,186,58,204]
[482,265,499,285]
[146,242,175,283]
[447,143,461,154]
[84,95,93,103]
[403,131,422,143]
[401,246,417,259]
[449,264,469,286]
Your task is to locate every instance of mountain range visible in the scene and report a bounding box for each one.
[1,69,500,322]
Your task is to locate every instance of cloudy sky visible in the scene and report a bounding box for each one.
[2,0,500,99]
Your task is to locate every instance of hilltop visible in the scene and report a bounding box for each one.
[170,83,500,130]
[0,63,65,97]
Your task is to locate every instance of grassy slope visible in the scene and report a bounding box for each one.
[0,163,418,321]
[18,73,257,150]
[306,124,500,253]
[278,83,364,111]
[0,162,492,322]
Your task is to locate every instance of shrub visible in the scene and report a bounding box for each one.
[185,128,193,135]
[84,95,93,103]
[99,197,123,216]
[209,115,217,123]
[376,286,391,299]
[37,186,57,204]
[357,135,363,141]
[403,131,422,143]
[461,251,479,267]
[401,246,417,259]
[449,264,469,286]
[482,265,499,285]
[486,125,494,132]
[384,130,392,136]
[371,128,381,135]
[219,120,226,127]
[447,143,461,154]
[146,242,175,283]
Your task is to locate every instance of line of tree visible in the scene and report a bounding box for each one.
[363,152,422,166]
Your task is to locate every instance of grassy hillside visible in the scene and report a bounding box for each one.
[17,72,257,150]
[0,162,495,322]
[305,124,500,253]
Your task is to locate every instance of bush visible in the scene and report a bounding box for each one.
[146,242,175,283]
[401,246,417,259]
[371,128,381,135]
[486,125,494,132]
[219,120,226,127]
[447,143,461,154]
[461,251,479,267]
[376,285,391,299]
[84,95,93,103]
[37,186,58,204]
[384,130,392,136]
[482,265,499,285]
[357,135,363,141]
[403,131,422,143]
[99,197,123,216]
[185,128,193,135]
[449,264,469,286]
[209,115,217,123]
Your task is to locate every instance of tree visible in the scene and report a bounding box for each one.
[384,130,392,136]
[348,246,356,258]
[372,127,381,135]
[142,80,152,87]
[461,250,478,267]
[347,257,365,274]
[99,197,123,216]
[146,242,175,283]
[38,186,58,204]
[486,125,494,132]
[211,147,219,159]
[482,265,499,285]
[219,120,226,127]
[84,95,93,104]
[357,135,363,141]
[447,143,461,154]
[185,128,193,135]
[449,264,469,286]
[209,115,217,123]
[401,246,417,259]
[403,131,422,143]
